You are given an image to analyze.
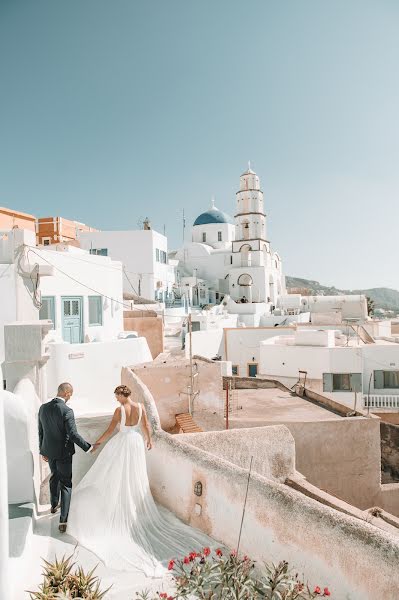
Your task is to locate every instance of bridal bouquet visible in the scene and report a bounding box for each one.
[136,548,332,600]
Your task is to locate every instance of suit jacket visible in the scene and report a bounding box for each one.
[38,398,91,460]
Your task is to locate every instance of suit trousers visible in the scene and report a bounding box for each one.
[48,456,73,523]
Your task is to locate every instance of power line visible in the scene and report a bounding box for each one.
[26,247,131,309]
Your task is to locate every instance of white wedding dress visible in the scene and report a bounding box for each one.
[67,403,212,576]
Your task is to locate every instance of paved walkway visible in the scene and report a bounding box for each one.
[9,506,175,600]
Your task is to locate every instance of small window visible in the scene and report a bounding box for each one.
[384,371,399,388]
[202,232,206,243]
[375,370,399,389]
[156,249,160,262]
[323,373,362,392]
[90,248,108,256]
[232,365,239,376]
[42,237,51,246]
[230,256,233,264]
[333,373,351,391]
[88,296,103,326]
[218,231,222,242]
[39,296,56,327]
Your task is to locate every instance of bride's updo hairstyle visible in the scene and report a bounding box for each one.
[114,385,131,398]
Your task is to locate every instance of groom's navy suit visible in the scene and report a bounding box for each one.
[38,397,91,523]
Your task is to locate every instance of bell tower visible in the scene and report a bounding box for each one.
[234,162,267,243]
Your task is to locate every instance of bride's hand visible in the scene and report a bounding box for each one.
[146,439,152,450]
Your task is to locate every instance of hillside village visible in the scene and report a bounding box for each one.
[1,166,399,599]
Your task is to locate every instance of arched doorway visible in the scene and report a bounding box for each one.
[239,244,252,267]
[238,273,253,302]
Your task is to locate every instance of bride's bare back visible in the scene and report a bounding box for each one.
[122,400,142,427]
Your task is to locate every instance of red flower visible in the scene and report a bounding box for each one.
[215,548,223,557]
[159,594,167,599]
[314,586,321,595]
[243,555,249,562]
[189,551,197,561]
[168,597,173,600]
[230,549,237,557]
[183,556,190,564]
[203,547,211,556]
[323,588,331,597]
[167,560,175,571]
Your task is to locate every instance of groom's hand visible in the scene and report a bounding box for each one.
[41,455,49,463]
[90,443,100,453]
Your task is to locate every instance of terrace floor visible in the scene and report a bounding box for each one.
[9,504,175,600]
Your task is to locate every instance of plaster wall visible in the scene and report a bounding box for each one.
[124,312,164,359]
[3,380,42,505]
[281,418,382,511]
[176,426,296,483]
[132,359,223,430]
[45,337,152,414]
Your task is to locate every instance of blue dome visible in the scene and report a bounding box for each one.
[193,207,233,226]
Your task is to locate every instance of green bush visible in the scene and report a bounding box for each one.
[136,548,332,599]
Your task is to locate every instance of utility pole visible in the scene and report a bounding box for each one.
[225,383,229,430]
[180,314,200,415]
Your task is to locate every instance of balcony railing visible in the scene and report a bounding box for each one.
[363,394,399,409]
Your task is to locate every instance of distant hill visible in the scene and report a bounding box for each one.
[285,276,399,312]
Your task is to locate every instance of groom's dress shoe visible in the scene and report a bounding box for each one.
[51,505,59,514]
[59,523,67,533]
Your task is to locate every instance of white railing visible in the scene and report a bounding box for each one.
[363,394,399,409]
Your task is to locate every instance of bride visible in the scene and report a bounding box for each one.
[67,385,212,576]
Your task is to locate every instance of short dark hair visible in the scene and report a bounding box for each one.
[58,382,73,395]
[114,385,131,398]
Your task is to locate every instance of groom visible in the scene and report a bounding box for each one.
[38,382,96,533]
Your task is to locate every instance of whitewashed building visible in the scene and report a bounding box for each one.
[0,228,152,402]
[174,166,286,306]
[78,225,175,301]
[259,328,399,411]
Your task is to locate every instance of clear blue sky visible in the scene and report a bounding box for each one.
[1,1,398,290]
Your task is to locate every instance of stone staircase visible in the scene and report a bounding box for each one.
[175,413,203,434]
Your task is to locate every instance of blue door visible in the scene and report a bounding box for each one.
[62,297,83,343]
[248,363,258,377]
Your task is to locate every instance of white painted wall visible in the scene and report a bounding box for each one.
[37,245,124,342]
[78,229,175,300]
[192,222,235,248]
[0,393,9,598]
[45,337,152,414]
[224,327,295,376]
[185,329,224,360]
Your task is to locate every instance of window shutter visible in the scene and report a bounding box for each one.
[374,370,384,389]
[350,373,362,392]
[323,373,333,393]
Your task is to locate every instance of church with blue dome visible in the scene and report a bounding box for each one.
[175,166,285,307]
[193,206,234,226]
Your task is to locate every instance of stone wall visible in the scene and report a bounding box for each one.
[380,421,399,482]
